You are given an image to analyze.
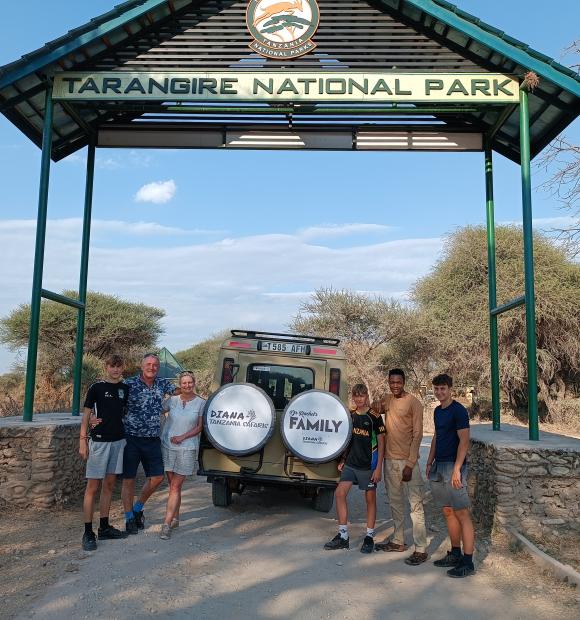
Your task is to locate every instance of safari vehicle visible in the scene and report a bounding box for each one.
[199,330,349,512]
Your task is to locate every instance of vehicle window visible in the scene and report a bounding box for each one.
[246,364,314,410]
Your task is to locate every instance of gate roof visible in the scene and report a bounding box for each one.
[1,0,579,162]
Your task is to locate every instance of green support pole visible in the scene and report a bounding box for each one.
[71,140,95,416]
[23,85,54,421]
[519,88,539,441]
[485,138,501,430]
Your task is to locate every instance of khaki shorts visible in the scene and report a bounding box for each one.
[86,439,126,479]
[428,461,470,510]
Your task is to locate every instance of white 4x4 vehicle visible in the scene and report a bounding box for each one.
[199,330,351,512]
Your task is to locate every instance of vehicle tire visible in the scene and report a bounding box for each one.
[312,488,334,513]
[300,487,316,499]
[212,479,232,507]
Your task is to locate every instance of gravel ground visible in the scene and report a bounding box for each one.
[1,442,578,620]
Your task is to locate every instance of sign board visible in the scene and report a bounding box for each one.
[281,390,352,463]
[53,72,518,103]
[203,383,276,456]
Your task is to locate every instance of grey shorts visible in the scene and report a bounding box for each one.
[86,439,126,479]
[162,445,198,477]
[340,465,376,491]
[428,461,470,510]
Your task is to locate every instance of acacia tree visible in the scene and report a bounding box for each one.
[380,310,435,391]
[175,330,229,397]
[538,40,580,254]
[412,226,580,413]
[0,291,165,411]
[290,288,410,399]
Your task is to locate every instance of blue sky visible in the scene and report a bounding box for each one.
[0,0,578,372]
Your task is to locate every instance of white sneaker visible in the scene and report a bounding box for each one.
[160,523,171,540]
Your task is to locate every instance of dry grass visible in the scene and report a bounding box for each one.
[525,530,580,573]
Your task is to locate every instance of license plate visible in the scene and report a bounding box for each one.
[260,341,308,354]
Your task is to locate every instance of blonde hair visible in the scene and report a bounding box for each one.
[178,370,196,383]
[351,383,369,396]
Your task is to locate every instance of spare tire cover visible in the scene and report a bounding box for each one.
[203,383,276,456]
[281,390,352,463]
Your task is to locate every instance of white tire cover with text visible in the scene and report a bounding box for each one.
[203,383,276,456]
[281,390,352,463]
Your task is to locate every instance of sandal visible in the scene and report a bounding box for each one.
[404,551,429,565]
[374,541,407,552]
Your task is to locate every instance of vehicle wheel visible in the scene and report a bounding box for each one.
[300,487,316,499]
[212,479,232,507]
[312,488,334,513]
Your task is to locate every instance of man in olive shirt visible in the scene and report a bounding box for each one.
[373,368,428,565]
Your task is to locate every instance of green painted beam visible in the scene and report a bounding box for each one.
[23,86,54,421]
[398,0,580,97]
[490,295,525,317]
[488,104,518,140]
[519,87,539,441]
[41,289,85,310]
[71,141,95,417]
[484,138,500,430]
[163,105,482,115]
[0,0,171,90]
[60,102,95,137]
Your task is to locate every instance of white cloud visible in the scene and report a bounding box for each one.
[134,179,177,204]
[0,218,442,372]
[498,216,579,229]
[262,291,315,299]
[0,218,224,238]
[63,150,153,170]
[298,223,391,240]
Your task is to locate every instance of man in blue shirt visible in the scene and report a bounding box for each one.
[121,353,176,534]
[426,373,475,578]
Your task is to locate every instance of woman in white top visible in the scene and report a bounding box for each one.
[160,371,205,539]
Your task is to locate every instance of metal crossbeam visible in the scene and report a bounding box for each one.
[41,289,85,310]
[490,295,525,316]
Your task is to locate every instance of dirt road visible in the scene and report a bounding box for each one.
[12,444,577,619]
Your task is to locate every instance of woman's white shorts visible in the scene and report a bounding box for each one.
[161,445,198,476]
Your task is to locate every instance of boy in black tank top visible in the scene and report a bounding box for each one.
[324,384,385,553]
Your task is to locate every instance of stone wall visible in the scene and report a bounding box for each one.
[468,424,580,540]
[0,413,84,509]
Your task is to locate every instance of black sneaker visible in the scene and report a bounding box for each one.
[360,536,374,554]
[133,510,145,529]
[447,562,475,578]
[126,517,138,535]
[98,525,129,540]
[82,531,97,551]
[324,534,349,550]
[434,551,463,568]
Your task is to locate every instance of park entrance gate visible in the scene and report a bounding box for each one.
[1,0,579,439]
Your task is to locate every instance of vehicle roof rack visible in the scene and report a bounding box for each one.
[230,329,340,346]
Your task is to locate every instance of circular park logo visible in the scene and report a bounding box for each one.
[246,0,320,60]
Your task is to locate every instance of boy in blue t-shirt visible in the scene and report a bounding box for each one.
[426,373,475,578]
